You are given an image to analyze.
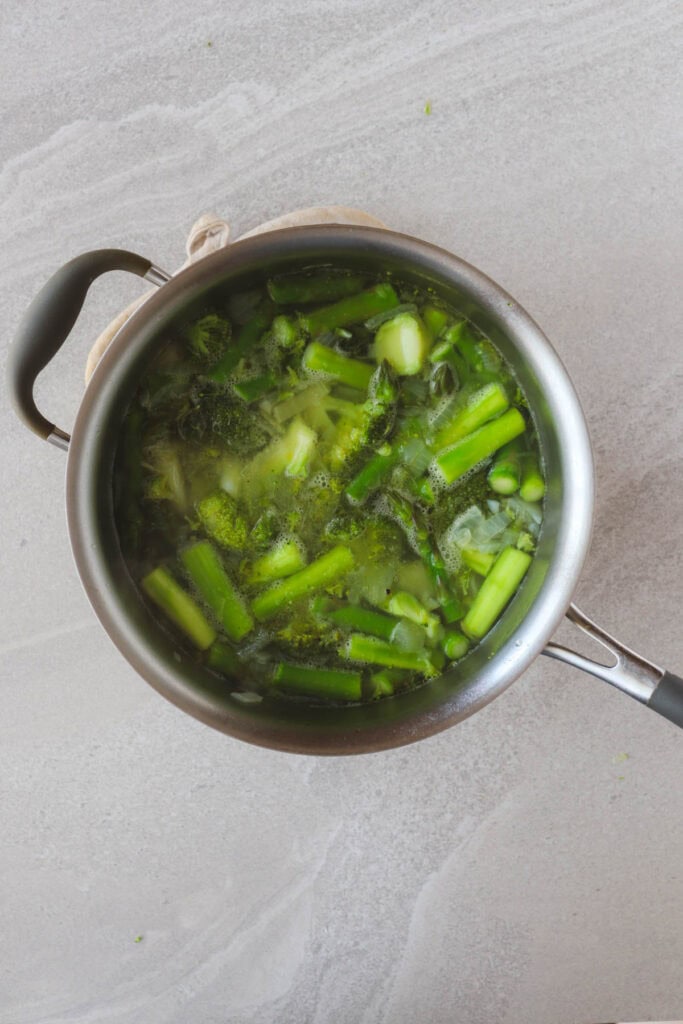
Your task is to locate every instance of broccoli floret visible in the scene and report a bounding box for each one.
[142,440,187,510]
[184,313,231,362]
[324,511,365,542]
[249,508,280,550]
[178,383,270,454]
[196,491,249,551]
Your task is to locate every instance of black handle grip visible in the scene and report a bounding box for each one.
[7,249,154,442]
[648,671,683,729]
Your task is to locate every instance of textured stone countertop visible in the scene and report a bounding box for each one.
[1,2,682,1022]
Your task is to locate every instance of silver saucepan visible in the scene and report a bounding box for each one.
[7,226,683,752]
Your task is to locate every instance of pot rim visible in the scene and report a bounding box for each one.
[66,225,594,754]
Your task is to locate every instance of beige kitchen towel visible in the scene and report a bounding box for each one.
[84,206,388,384]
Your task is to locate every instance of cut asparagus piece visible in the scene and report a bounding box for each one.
[461,546,532,639]
[301,283,399,335]
[181,541,253,642]
[232,372,276,403]
[207,640,243,676]
[313,597,400,640]
[374,312,431,375]
[302,341,374,391]
[342,633,439,675]
[272,662,362,702]
[440,596,466,624]
[433,408,526,485]
[519,454,546,502]
[432,382,509,451]
[461,548,495,576]
[487,440,522,495]
[247,539,307,586]
[345,445,397,504]
[442,631,469,660]
[267,271,366,305]
[422,304,450,341]
[142,566,217,650]
[252,545,354,621]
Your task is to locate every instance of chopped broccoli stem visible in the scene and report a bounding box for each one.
[443,631,469,660]
[313,597,400,640]
[343,633,438,675]
[422,304,450,341]
[142,567,217,650]
[232,372,276,403]
[247,539,307,585]
[272,662,362,701]
[267,271,366,305]
[461,546,532,639]
[487,440,521,495]
[208,304,273,382]
[252,545,354,621]
[196,491,249,551]
[374,312,431,375]
[181,541,253,641]
[519,455,546,502]
[302,341,373,391]
[461,548,495,576]
[432,383,510,451]
[301,282,399,335]
[255,416,317,481]
[433,408,526,485]
[207,640,243,676]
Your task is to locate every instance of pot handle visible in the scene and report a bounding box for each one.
[543,604,683,729]
[7,249,171,450]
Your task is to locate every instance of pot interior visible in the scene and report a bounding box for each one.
[68,227,593,753]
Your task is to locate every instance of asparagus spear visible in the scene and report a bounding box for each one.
[461,546,532,639]
[272,662,362,702]
[487,440,521,495]
[301,283,399,335]
[267,271,366,305]
[252,545,354,621]
[345,445,397,504]
[207,640,243,676]
[432,382,509,451]
[181,541,254,642]
[232,372,277,403]
[433,408,526,485]
[246,539,307,586]
[386,491,453,605]
[301,341,374,391]
[313,597,400,640]
[342,633,440,675]
[519,454,546,502]
[142,566,217,650]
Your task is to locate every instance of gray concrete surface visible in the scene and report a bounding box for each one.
[1,1,682,1021]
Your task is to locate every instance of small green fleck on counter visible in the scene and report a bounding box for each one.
[424,100,432,115]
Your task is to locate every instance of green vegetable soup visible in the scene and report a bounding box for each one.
[114,267,545,704]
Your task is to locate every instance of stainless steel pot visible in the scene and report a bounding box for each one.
[8,226,683,751]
